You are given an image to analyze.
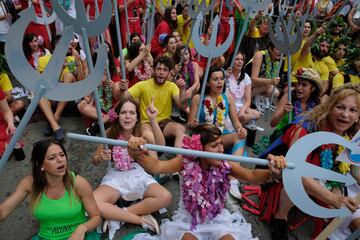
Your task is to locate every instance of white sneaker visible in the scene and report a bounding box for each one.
[229,179,242,200]
[142,214,160,234]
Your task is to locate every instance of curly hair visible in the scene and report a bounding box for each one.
[304,85,360,137]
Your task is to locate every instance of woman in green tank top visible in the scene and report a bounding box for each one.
[0,139,101,240]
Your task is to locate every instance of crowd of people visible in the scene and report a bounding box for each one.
[0,0,359,239]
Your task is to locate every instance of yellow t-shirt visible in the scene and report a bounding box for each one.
[37,55,74,80]
[323,56,339,74]
[333,73,360,89]
[0,73,13,92]
[292,53,329,82]
[156,0,171,12]
[177,15,194,48]
[247,27,261,38]
[128,78,179,122]
[283,39,306,72]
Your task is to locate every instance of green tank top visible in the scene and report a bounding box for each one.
[33,178,87,239]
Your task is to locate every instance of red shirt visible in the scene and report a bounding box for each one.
[83,0,104,19]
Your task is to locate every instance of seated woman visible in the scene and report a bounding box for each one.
[269,68,322,141]
[150,6,177,58]
[23,33,51,70]
[250,42,281,106]
[92,97,172,239]
[78,50,121,136]
[0,139,101,239]
[259,83,360,239]
[170,45,200,121]
[38,35,87,140]
[127,124,286,240]
[188,67,248,199]
[125,41,153,88]
[226,51,261,126]
[161,35,177,58]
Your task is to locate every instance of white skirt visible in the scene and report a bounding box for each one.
[101,163,157,201]
[133,206,257,240]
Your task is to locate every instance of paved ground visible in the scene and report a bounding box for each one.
[0,112,314,239]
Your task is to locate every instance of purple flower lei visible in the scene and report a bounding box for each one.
[181,134,231,230]
[181,61,194,89]
[293,98,317,118]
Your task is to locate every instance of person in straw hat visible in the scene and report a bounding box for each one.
[269,67,322,141]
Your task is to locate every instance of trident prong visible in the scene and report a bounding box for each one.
[268,14,303,55]
[5,8,107,101]
[35,0,57,25]
[283,132,358,219]
[50,0,112,37]
[193,13,234,59]
[230,0,272,68]
[0,6,107,171]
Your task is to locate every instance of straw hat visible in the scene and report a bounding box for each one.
[294,67,323,93]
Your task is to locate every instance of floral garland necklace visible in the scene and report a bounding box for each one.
[264,50,280,80]
[181,134,231,230]
[203,95,226,132]
[111,134,136,171]
[97,77,113,113]
[134,60,153,81]
[319,134,351,189]
[293,99,316,118]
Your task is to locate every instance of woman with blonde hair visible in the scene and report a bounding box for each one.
[260,83,360,240]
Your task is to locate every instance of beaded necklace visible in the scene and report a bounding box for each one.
[97,77,113,113]
[264,50,280,79]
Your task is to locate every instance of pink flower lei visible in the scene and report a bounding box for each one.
[181,134,231,230]
[111,135,135,171]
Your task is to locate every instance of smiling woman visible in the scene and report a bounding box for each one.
[259,83,360,240]
[0,139,101,240]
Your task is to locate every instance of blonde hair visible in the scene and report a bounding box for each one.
[305,87,360,137]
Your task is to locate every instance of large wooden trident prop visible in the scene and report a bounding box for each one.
[268,10,304,122]
[0,0,112,170]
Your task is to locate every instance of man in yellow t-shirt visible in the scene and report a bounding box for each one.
[332,53,360,89]
[177,4,193,48]
[123,56,187,148]
[292,27,330,95]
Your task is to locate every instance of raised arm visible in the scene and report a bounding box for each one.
[299,27,325,59]
[128,136,183,174]
[0,175,32,221]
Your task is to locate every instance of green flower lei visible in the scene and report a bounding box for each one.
[264,50,280,80]
[97,78,113,113]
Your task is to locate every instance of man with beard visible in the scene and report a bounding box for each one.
[121,56,187,150]
[292,27,330,95]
